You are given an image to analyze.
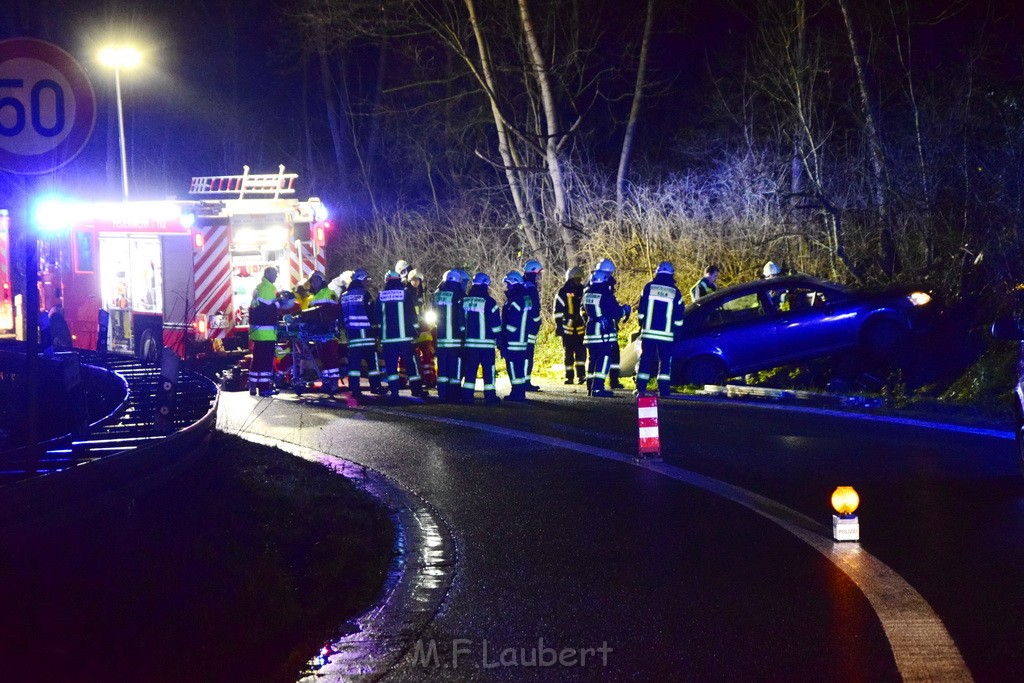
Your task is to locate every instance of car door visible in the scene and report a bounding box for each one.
[770,284,857,362]
[688,290,777,372]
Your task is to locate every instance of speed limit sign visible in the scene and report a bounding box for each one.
[0,38,96,175]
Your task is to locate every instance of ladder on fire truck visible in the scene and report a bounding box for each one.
[188,164,298,199]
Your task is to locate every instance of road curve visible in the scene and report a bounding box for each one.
[217,386,986,680]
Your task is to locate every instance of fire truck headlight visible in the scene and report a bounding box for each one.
[33,196,75,233]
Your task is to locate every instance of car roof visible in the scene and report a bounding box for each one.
[689,274,846,309]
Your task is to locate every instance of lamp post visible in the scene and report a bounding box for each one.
[99,46,141,201]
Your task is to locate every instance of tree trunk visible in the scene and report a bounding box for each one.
[317,40,348,194]
[616,0,655,219]
[464,0,541,254]
[516,0,577,263]
[836,0,896,277]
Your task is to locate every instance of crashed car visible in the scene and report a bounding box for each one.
[623,274,938,386]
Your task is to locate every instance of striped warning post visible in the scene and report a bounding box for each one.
[194,224,233,339]
[637,395,661,460]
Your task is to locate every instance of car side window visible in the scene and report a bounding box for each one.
[704,292,765,328]
[776,287,828,312]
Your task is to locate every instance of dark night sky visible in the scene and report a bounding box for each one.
[2,0,1023,206]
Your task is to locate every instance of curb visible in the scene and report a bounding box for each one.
[220,430,456,682]
[662,390,1014,440]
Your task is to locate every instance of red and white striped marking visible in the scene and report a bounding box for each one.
[194,224,233,338]
[288,240,325,287]
[638,395,661,457]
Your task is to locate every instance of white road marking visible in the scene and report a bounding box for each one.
[367,407,973,682]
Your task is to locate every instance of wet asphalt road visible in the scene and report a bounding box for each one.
[219,382,1023,680]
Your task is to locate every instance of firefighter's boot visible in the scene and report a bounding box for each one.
[461,387,475,404]
[609,368,624,390]
[484,389,501,405]
[658,380,672,398]
[504,384,528,402]
[591,378,613,398]
[411,379,427,399]
[564,368,574,385]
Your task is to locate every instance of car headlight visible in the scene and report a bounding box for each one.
[908,292,931,306]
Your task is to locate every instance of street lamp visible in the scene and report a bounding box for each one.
[99,46,141,201]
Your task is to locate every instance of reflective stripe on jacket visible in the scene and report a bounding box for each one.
[462,285,502,349]
[638,273,685,342]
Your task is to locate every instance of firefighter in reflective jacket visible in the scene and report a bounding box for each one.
[501,271,531,402]
[690,264,719,302]
[308,271,343,393]
[432,269,466,403]
[248,266,280,397]
[553,266,586,385]
[636,261,685,397]
[521,259,543,391]
[340,268,383,398]
[461,272,502,404]
[594,258,627,389]
[378,270,426,399]
[583,269,630,397]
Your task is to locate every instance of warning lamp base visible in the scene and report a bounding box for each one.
[832,514,860,542]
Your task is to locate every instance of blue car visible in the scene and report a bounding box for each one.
[668,274,938,385]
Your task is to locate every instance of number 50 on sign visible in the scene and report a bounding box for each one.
[0,38,96,175]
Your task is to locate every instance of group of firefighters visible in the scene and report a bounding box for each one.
[247,256,720,402]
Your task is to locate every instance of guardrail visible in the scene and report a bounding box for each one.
[0,343,219,528]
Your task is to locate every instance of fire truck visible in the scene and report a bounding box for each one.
[38,166,330,360]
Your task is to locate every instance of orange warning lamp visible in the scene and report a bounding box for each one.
[315,221,328,246]
[831,486,860,517]
[193,231,205,250]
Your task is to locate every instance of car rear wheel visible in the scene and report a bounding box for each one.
[684,356,727,386]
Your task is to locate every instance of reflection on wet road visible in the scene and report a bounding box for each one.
[219,387,1000,680]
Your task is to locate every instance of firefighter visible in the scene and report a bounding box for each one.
[594,258,627,389]
[583,268,629,397]
[553,266,586,385]
[501,271,532,401]
[636,261,686,397]
[690,264,719,302]
[340,268,383,398]
[248,266,281,397]
[461,272,502,404]
[522,259,543,391]
[763,260,783,307]
[377,269,426,400]
[432,269,466,403]
[307,271,343,393]
[395,259,412,282]
[408,269,438,389]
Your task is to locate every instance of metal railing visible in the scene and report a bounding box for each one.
[0,344,219,486]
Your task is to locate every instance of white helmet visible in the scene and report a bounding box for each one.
[763,261,781,277]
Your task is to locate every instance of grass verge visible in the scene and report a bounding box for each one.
[0,431,395,683]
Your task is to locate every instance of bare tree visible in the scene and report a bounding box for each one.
[616,0,656,218]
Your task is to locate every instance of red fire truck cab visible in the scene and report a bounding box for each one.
[39,167,329,360]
